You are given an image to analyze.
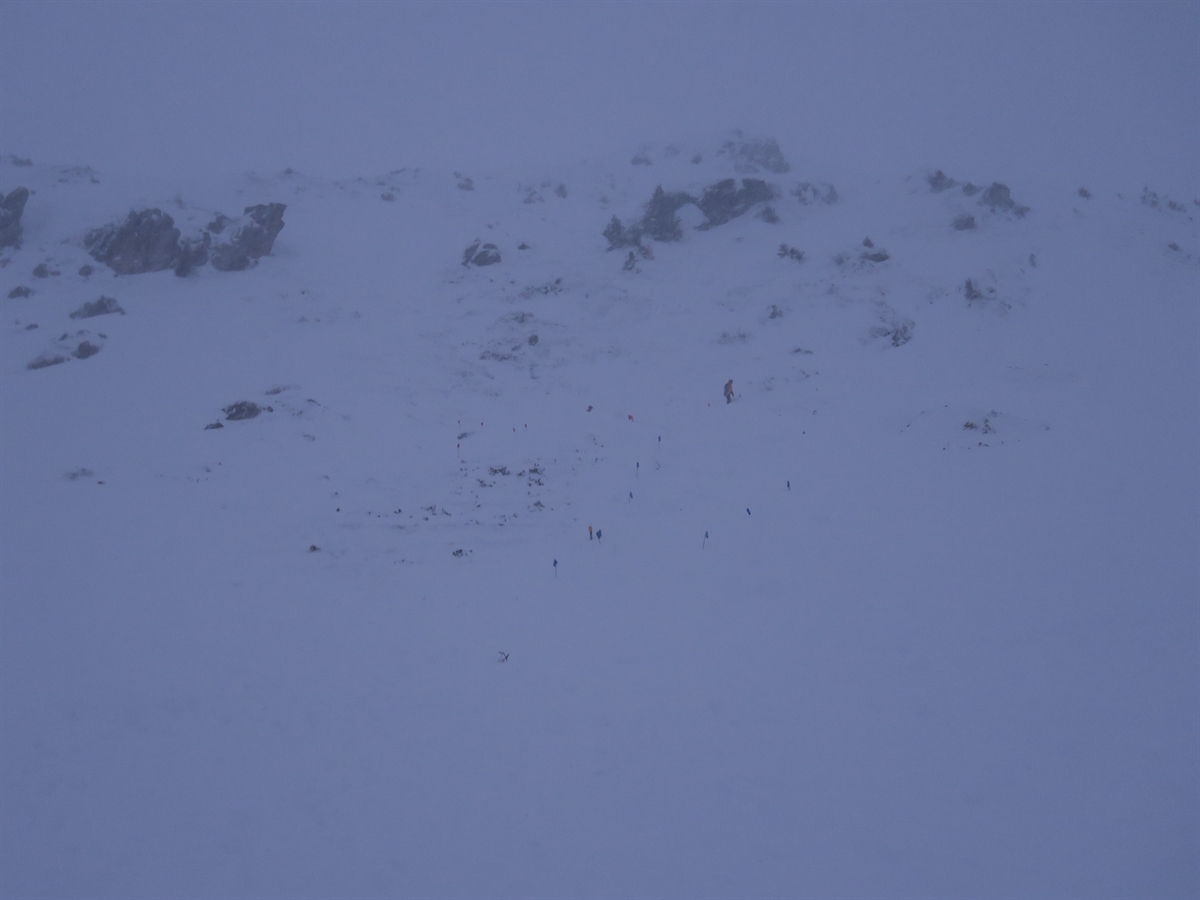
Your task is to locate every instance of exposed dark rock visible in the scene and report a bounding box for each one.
[527,334,539,345]
[70,296,125,319]
[961,183,981,197]
[85,208,181,274]
[78,264,94,277]
[174,233,210,276]
[861,249,890,263]
[1078,187,1092,199]
[953,214,976,230]
[381,192,395,202]
[869,320,914,347]
[0,187,29,248]
[793,182,838,205]
[979,182,1028,215]
[209,203,286,271]
[696,178,774,228]
[554,184,567,198]
[862,237,874,248]
[32,262,58,278]
[27,353,67,370]
[73,340,101,360]
[205,214,230,235]
[466,242,501,267]
[10,156,32,167]
[455,173,474,190]
[691,154,702,164]
[928,170,956,192]
[718,135,789,174]
[631,153,652,166]
[204,421,224,430]
[778,244,805,263]
[759,205,779,223]
[8,285,31,298]
[518,242,531,250]
[461,241,501,266]
[223,401,261,421]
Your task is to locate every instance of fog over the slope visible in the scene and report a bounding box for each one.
[1,1,1196,193]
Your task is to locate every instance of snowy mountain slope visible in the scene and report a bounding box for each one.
[1,137,1198,899]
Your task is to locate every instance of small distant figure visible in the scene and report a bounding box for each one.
[596,529,602,542]
[588,525,594,540]
[724,380,735,404]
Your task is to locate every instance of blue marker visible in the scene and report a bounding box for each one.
[746,508,751,515]
[553,558,558,577]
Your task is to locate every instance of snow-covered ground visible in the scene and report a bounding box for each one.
[1,130,1196,898]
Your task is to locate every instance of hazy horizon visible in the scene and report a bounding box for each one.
[1,1,1197,193]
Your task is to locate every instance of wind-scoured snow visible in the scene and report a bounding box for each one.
[1,132,1196,898]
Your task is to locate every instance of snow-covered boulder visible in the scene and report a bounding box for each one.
[209,203,287,271]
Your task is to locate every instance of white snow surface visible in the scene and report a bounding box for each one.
[1,138,1198,899]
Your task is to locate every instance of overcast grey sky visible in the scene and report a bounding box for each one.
[1,1,1197,192]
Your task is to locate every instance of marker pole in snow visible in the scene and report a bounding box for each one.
[553,559,558,577]
[636,461,639,478]
[702,530,709,549]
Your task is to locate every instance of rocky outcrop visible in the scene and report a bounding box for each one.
[174,233,211,276]
[717,135,789,174]
[929,171,1029,216]
[604,177,778,249]
[0,187,30,249]
[26,330,105,369]
[696,178,774,228]
[69,296,125,319]
[979,183,1029,216]
[209,204,287,271]
[85,202,285,276]
[223,401,261,421]
[85,209,181,274]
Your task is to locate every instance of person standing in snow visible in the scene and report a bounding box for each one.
[724,379,734,404]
